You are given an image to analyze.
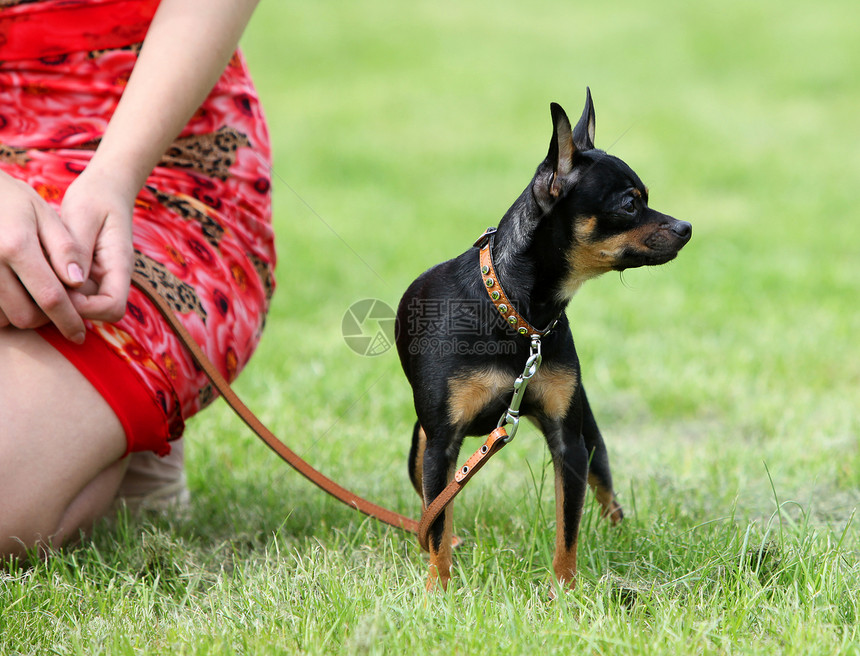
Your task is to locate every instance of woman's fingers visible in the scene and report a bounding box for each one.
[38,202,91,289]
[0,257,83,340]
[60,173,134,324]
[0,194,85,342]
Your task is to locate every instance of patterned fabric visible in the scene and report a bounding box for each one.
[0,1,276,447]
[0,0,160,60]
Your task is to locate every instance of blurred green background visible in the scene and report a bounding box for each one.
[224,0,860,528]
[6,3,860,654]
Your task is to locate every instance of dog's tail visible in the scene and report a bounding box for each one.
[407,421,425,497]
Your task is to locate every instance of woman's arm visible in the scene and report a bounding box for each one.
[1,0,261,339]
[61,0,261,323]
[83,0,261,200]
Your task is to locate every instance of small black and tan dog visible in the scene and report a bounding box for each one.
[395,89,691,590]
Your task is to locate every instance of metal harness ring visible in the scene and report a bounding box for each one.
[497,337,542,442]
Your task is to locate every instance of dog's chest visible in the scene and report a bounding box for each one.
[447,365,578,427]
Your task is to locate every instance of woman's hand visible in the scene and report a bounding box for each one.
[0,167,134,342]
[0,171,89,343]
[59,165,134,325]
[1,0,260,343]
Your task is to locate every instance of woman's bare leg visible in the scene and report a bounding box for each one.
[0,327,128,557]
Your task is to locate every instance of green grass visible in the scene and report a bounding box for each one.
[3,0,860,653]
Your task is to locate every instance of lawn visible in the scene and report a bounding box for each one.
[2,0,859,654]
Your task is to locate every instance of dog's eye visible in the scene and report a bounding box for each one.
[621,196,637,215]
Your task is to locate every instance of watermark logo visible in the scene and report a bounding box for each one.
[402,298,518,357]
[342,296,524,358]
[406,336,517,357]
[342,299,396,356]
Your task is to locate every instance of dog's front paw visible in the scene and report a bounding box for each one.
[603,501,624,526]
[425,564,451,592]
[547,574,577,602]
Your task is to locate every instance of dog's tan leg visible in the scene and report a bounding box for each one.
[580,385,624,525]
[587,472,623,525]
[426,500,454,591]
[550,422,590,590]
[425,461,455,590]
[552,467,580,588]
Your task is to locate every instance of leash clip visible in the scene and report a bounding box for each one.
[497,337,542,442]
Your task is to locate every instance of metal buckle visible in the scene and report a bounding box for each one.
[496,337,542,442]
[472,226,498,249]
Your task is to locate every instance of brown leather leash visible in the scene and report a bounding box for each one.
[415,426,509,549]
[129,226,545,550]
[131,270,513,549]
[131,270,422,533]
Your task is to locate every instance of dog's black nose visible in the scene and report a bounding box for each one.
[671,221,692,240]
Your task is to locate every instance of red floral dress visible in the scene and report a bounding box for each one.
[0,0,276,455]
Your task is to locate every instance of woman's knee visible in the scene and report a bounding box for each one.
[0,327,128,555]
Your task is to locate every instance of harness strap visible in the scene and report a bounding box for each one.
[474,227,558,338]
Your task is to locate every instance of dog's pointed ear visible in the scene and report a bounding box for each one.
[572,87,596,152]
[547,102,574,197]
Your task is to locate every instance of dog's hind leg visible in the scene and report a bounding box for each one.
[580,385,623,524]
[407,421,427,500]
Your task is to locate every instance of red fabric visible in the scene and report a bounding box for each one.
[0,0,160,61]
[0,1,276,455]
[37,324,171,456]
